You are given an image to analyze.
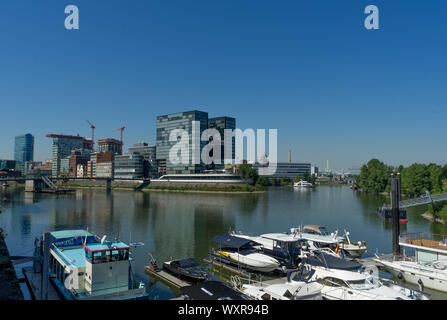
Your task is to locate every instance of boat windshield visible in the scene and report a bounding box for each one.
[347,277,378,290]
[318,227,330,236]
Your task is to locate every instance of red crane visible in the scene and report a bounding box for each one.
[114,126,126,148]
[86,120,96,151]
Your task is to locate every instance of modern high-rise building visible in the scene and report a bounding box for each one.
[207,116,236,169]
[98,138,122,155]
[46,134,93,177]
[14,134,34,165]
[156,110,208,174]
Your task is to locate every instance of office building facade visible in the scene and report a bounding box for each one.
[46,134,92,177]
[128,142,158,178]
[98,138,122,155]
[254,162,312,180]
[207,116,236,169]
[14,134,34,164]
[156,110,208,174]
[114,153,144,179]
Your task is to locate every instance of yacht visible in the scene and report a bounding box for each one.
[291,258,428,300]
[302,225,367,259]
[232,231,307,267]
[36,229,147,300]
[374,232,447,293]
[233,277,322,300]
[293,181,315,188]
[210,234,281,273]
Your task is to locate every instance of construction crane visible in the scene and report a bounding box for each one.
[86,120,96,151]
[114,126,126,149]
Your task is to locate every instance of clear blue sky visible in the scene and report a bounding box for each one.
[0,0,446,170]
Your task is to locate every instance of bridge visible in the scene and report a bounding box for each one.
[0,176,151,193]
[400,190,447,209]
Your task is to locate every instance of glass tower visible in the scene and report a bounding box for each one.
[156,110,208,174]
[14,134,34,164]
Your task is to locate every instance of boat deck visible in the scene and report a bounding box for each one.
[145,266,192,289]
[405,238,447,251]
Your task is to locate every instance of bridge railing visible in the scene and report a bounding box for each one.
[400,191,447,208]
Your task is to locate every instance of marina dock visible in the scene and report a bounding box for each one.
[145,266,192,289]
[0,228,23,300]
[22,266,60,300]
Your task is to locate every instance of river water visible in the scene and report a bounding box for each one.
[1,185,446,299]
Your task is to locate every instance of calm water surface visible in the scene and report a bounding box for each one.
[1,185,446,299]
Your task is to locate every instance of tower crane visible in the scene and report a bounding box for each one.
[86,120,95,151]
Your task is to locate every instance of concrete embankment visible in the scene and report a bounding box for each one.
[60,179,263,194]
[0,228,24,300]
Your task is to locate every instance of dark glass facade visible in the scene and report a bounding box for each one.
[14,134,34,164]
[156,110,208,174]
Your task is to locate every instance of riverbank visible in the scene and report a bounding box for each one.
[0,228,24,300]
[421,212,446,224]
[59,181,265,194]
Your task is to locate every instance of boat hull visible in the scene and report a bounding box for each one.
[377,260,447,293]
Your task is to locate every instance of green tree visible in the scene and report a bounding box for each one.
[294,176,301,183]
[400,163,431,197]
[238,164,259,185]
[357,159,393,193]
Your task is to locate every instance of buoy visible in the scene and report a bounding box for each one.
[397,272,404,280]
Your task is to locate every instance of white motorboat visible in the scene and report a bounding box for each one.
[291,261,428,300]
[210,233,281,273]
[293,181,315,188]
[233,277,322,300]
[302,225,367,259]
[374,232,447,293]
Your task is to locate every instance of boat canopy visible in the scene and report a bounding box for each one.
[212,234,261,249]
[301,252,362,271]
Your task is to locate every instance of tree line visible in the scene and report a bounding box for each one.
[356,159,447,197]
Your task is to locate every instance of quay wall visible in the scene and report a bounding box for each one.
[0,228,24,300]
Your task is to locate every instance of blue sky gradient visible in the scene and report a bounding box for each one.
[0,0,446,170]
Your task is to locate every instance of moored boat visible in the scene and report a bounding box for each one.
[210,234,281,273]
[35,229,147,300]
[163,258,209,283]
[374,232,447,293]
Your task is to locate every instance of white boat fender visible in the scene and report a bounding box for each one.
[418,279,424,292]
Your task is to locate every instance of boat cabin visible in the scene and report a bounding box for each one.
[48,230,140,299]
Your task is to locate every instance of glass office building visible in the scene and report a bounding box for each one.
[156,110,208,174]
[207,117,236,169]
[14,134,34,164]
[254,162,312,180]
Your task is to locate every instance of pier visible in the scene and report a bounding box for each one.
[145,266,192,289]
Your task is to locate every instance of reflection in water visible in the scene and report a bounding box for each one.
[2,186,447,299]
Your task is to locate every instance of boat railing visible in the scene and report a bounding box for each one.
[400,232,447,251]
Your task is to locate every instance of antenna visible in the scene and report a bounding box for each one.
[84,227,89,245]
[101,235,107,244]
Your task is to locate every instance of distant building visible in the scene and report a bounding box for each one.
[68,150,90,177]
[156,110,208,174]
[14,134,34,164]
[207,116,236,170]
[0,160,16,171]
[88,151,114,178]
[96,161,114,178]
[311,166,319,176]
[254,162,312,180]
[46,134,92,177]
[24,160,53,177]
[98,138,122,155]
[114,153,144,179]
[128,142,157,178]
[76,164,87,178]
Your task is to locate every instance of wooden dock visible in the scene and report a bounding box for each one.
[144,266,192,289]
[203,257,253,278]
[22,266,60,300]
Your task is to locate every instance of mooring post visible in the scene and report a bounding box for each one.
[391,173,401,256]
[41,232,50,300]
[106,179,112,191]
